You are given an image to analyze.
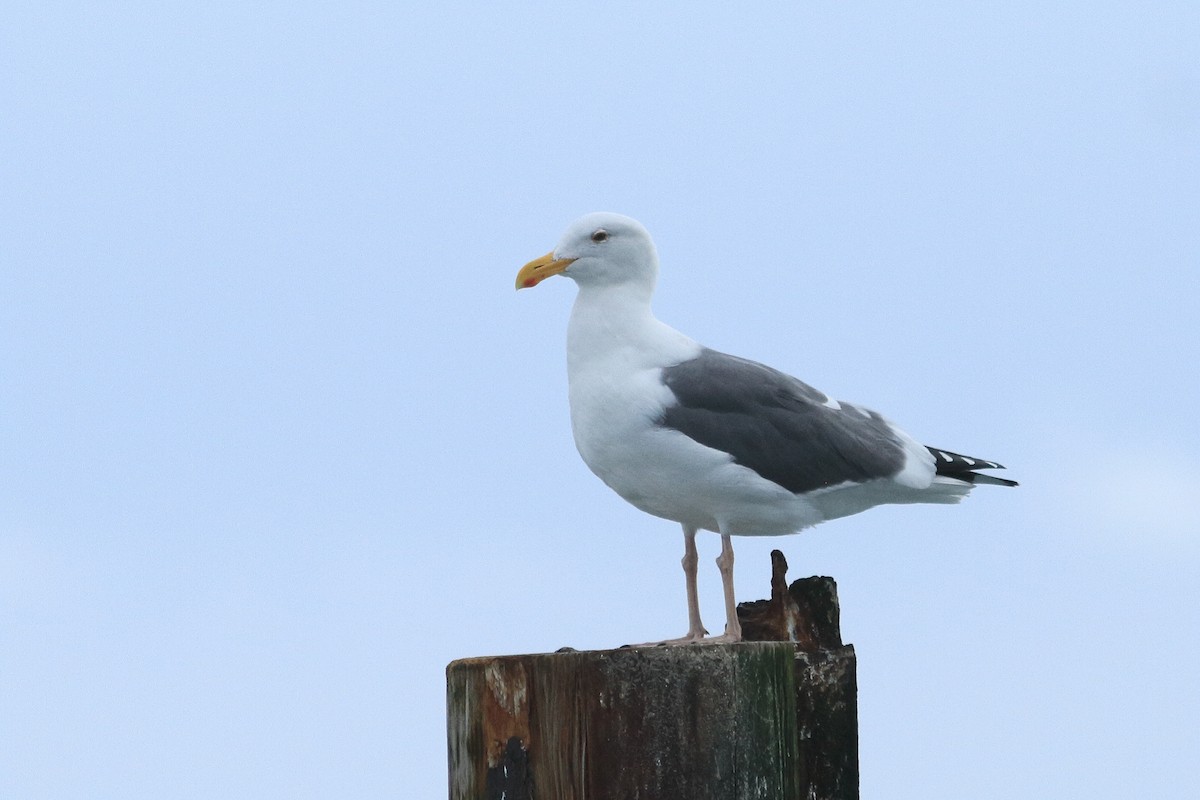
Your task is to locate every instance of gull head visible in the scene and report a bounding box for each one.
[516,212,658,292]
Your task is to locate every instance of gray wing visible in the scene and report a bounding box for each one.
[658,348,908,494]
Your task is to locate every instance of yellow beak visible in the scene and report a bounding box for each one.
[515,251,576,290]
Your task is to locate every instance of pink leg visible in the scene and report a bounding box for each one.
[680,525,707,640]
[624,528,741,647]
[625,526,708,647]
[714,534,742,642]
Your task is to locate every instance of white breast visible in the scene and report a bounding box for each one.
[564,286,827,535]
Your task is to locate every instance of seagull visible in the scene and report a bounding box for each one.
[516,212,1016,644]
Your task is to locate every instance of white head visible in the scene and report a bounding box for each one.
[516,212,658,294]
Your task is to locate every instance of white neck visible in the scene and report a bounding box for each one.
[566,283,698,376]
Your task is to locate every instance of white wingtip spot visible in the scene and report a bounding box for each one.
[821,396,841,410]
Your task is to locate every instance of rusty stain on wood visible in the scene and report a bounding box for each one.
[737,549,843,651]
[481,659,530,770]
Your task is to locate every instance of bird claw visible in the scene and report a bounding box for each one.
[622,629,742,648]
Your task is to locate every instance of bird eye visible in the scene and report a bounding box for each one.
[591,229,608,243]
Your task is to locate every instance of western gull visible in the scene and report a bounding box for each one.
[516,212,1016,644]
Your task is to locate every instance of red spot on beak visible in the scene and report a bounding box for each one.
[523,278,538,288]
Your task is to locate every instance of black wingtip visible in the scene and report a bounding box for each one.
[927,446,1018,487]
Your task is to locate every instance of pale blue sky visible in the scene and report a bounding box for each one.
[3,3,1198,798]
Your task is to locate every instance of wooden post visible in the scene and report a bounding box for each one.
[446,551,858,800]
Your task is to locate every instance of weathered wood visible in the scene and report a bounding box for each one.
[447,550,857,800]
[448,643,800,799]
[793,646,857,800]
